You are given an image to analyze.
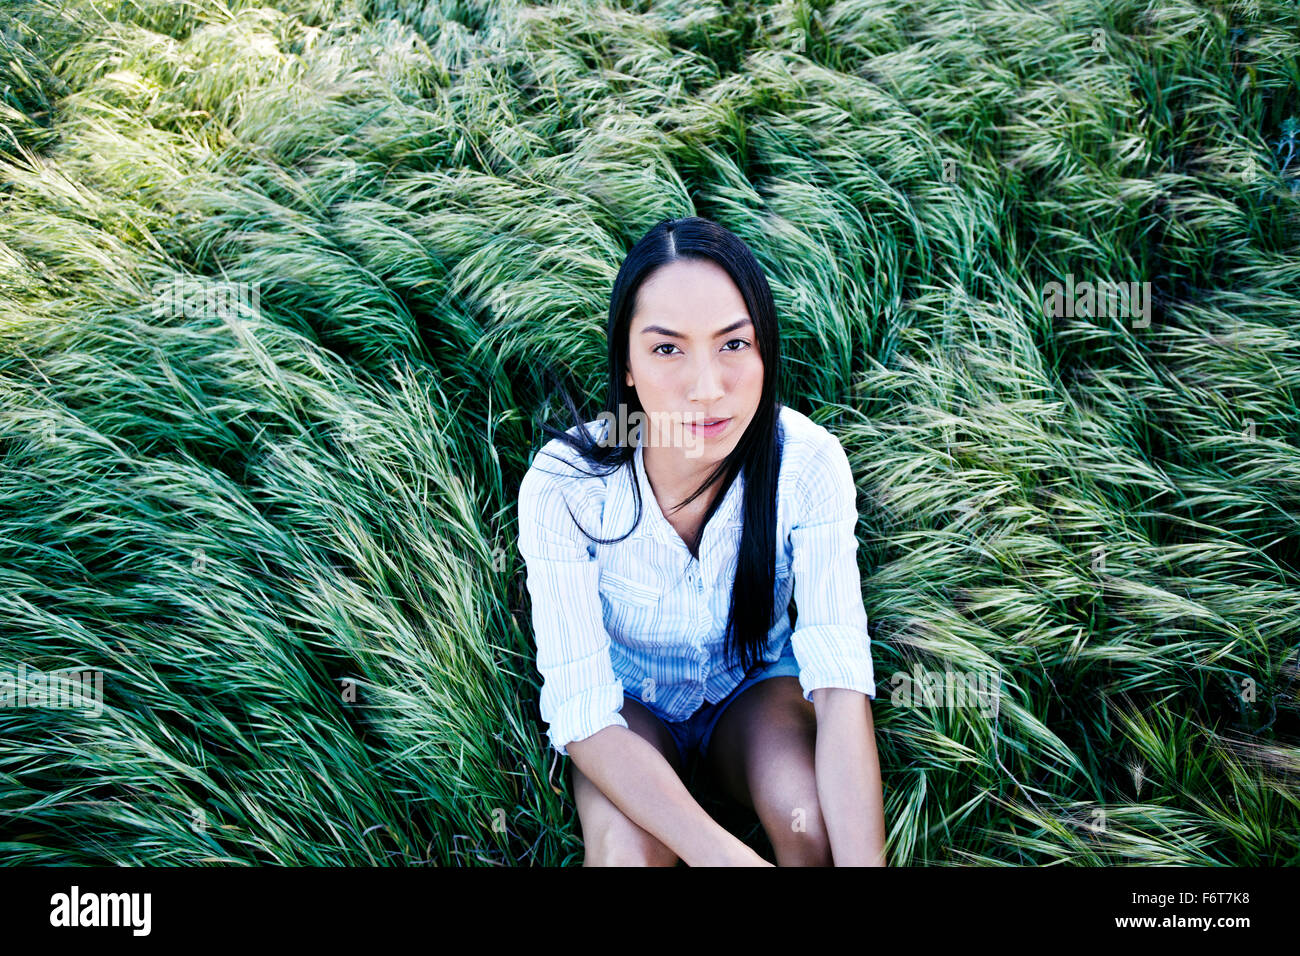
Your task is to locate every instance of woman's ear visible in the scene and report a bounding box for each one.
[625,369,634,388]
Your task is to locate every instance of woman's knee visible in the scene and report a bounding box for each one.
[583,819,679,866]
[756,785,833,866]
[570,745,681,867]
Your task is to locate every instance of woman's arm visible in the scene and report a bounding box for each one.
[786,432,886,865]
[812,687,887,866]
[568,726,771,866]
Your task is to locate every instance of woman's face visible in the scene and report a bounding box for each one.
[624,258,764,465]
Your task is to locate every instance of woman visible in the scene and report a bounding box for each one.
[516,216,886,866]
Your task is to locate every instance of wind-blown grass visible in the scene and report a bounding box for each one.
[1,0,1297,865]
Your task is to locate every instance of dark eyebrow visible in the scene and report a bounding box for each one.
[639,318,753,338]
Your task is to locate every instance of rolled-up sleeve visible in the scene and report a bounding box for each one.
[517,455,628,756]
[788,433,877,701]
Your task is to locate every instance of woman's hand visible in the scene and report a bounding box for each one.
[701,840,773,866]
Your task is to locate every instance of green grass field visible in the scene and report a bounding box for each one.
[1,0,1298,865]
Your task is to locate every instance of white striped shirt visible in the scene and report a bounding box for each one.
[516,403,877,756]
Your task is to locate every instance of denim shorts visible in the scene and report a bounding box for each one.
[636,640,801,768]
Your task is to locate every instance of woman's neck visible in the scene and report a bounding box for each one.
[642,444,722,514]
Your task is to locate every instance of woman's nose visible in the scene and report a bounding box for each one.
[687,358,724,402]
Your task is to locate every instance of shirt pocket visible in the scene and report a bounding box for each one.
[599,567,665,648]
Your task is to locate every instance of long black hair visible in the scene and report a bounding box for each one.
[534,215,784,675]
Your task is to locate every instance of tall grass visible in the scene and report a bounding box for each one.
[1,0,1297,865]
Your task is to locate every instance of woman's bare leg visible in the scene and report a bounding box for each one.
[705,676,833,866]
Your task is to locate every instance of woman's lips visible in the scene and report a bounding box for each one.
[684,416,731,437]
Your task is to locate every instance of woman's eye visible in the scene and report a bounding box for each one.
[652,340,749,356]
